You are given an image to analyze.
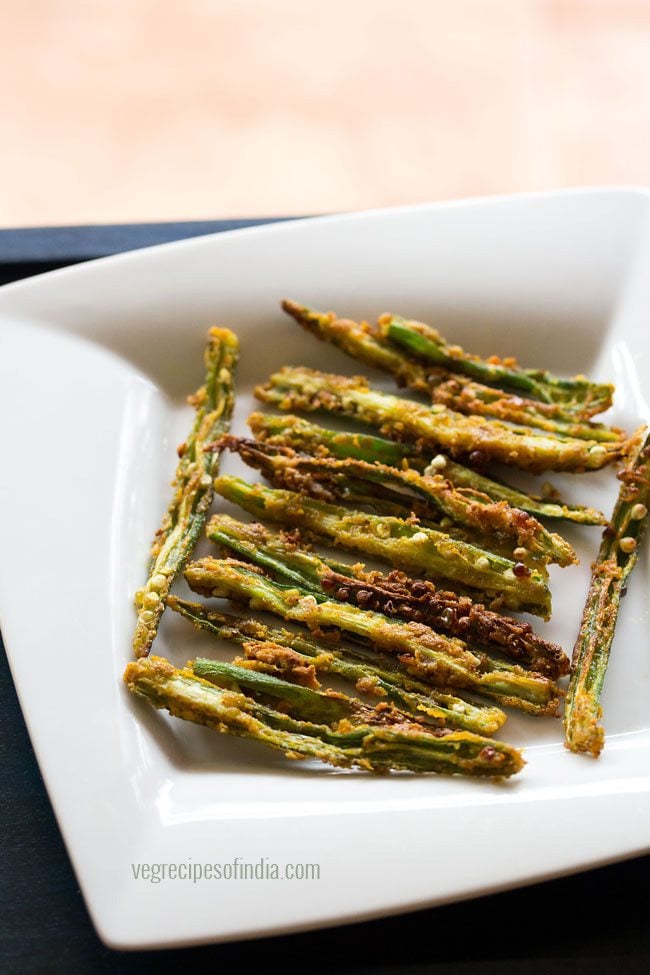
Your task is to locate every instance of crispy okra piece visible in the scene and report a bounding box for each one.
[214,475,552,616]
[282,300,617,429]
[184,558,562,716]
[132,327,239,657]
[168,594,508,734]
[380,312,614,417]
[248,413,606,525]
[255,367,624,473]
[169,596,506,736]
[124,657,525,776]
[564,428,650,756]
[423,371,622,441]
[203,515,569,678]
[222,435,577,567]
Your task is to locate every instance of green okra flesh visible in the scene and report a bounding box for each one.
[168,595,507,734]
[203,514,569,677]
[214,474,552,616]
[255,367,624,474]
[382,314,614,416]
[564,428,650,756]
[249,412,606,525]
[223,435,577,567]
[281,300,617,431]
[183,558,562,715]
[124,657,524,776]
[132,327,239,657]
[193,657,352,724]
[424,373,621,442]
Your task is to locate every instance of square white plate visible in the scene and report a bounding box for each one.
[1,190,650,950]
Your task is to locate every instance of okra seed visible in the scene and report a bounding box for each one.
[619,536,637,554]
[426,454,447,472]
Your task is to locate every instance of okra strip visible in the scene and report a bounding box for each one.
[184,558,561,715]
[204,515,568,677]
[194,655,507,765]
[168,595,507,735]
[380,313,614,416]
[223,436,576,566]
[214,475,552,617]
[282,300,617,430]
[564,429,650,756]
[428,373,622,442]
[255,367,624,473]
[124,657,524,776]
[192,657,523,777]
[132,328,239,657]
[249,413,606,525]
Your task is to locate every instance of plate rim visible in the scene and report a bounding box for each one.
[0,184,648,306]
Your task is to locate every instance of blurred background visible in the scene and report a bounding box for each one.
[2,0,649,226]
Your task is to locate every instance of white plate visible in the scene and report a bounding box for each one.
[1,190,650,950]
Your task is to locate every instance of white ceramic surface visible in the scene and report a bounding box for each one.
[1,190,649,950]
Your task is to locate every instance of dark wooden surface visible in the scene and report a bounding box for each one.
[1,220,648,975]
